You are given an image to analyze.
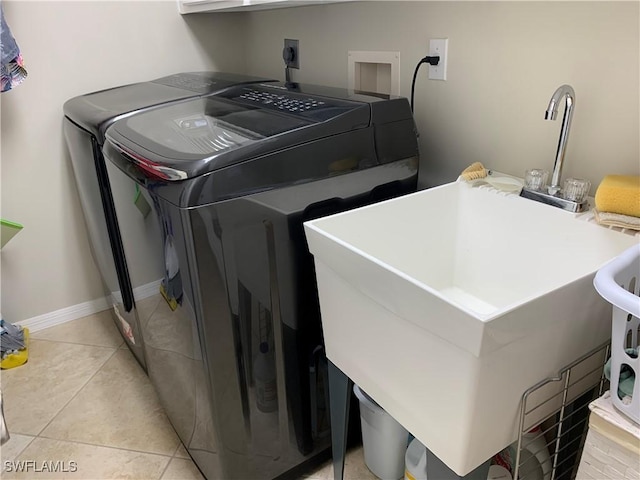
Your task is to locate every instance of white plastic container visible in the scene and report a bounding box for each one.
[404,438,427,480]
[353,384,408,480]
[487,465,512,480]
[519,428,552,480]
[594,244,640,424]
[403,440,519,480]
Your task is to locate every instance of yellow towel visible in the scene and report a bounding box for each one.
[594,175,640,217]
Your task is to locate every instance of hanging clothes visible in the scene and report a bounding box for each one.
[0,4,27,92]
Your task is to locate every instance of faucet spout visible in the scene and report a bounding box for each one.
[545,84,575,195]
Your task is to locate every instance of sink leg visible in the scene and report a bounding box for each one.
[426,449,491,480]
[328,360,352,480]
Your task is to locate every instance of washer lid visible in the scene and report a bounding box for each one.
[121,99,267,155]
[106,84,371,180]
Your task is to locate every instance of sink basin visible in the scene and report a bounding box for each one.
[304,180,638,475]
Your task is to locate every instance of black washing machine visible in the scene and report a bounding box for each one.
[102,82,420,479]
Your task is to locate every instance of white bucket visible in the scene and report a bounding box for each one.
[354,385,408,480]
[519,429,552,480]
[404,438,427,480]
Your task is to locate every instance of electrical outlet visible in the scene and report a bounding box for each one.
[428,38,448,81]
[283,39,299,69]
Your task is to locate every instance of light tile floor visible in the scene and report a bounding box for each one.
[1,311,377,480]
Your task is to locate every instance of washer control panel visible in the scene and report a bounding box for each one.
[237,89,327,113]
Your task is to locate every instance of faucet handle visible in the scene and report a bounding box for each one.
[524,169,549,191]
[563,178,590,202]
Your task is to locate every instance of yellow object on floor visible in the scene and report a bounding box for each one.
[594,175,640,217]
[159,283,178,311]
[0,328,29,370]
[460,162,488,181]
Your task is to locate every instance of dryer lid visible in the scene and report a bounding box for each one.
[63,72,275,141]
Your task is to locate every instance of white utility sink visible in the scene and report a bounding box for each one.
[304,180,638,476]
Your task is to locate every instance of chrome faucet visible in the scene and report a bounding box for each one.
[520,85,588,213]
[545,84,575,196]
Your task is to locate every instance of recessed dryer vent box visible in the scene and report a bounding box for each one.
[348,51,400,97]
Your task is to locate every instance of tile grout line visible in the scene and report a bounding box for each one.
[170,440,182,458]
[34,433,176,459]
[25,321,180,479]
[29,338,125,350]
[32,344,121,438]
[29,312,125,349]
[162,432,195,478]
[2,345,119,469]
[31,336,181,462]
[157,454,173,480]
[1,434,36,464]
[157,435,193,480]
[30,333,124,350]
[161,429,187,479]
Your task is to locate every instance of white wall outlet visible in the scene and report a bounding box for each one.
[428,38,448,81]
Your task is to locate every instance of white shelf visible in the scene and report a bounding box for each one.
[179,0,352,14]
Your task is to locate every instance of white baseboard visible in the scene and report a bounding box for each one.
[133,279,162,301]
[13,279,162,333]
[109,280,163,307]
[15,297,111,332]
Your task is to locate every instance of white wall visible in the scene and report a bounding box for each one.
[2,1,639,323]
[242,1,639,188]
[0,1,246,322]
